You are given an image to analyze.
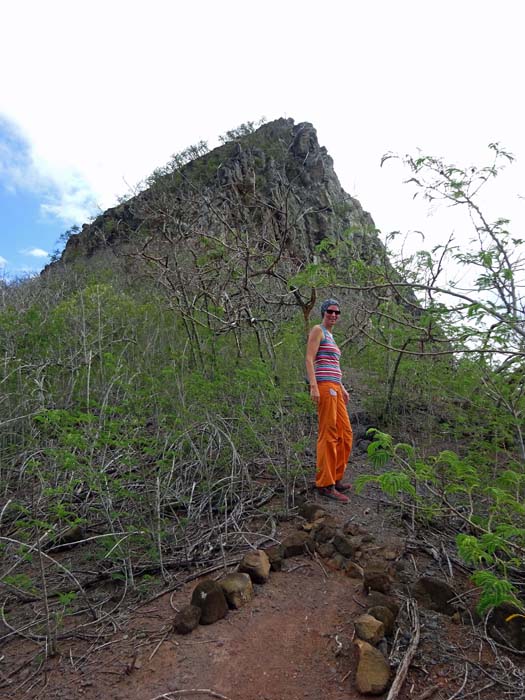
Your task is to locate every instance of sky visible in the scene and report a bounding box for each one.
[1,0,524,279]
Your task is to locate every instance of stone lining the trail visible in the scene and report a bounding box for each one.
[219,572,254,609]
[367,605,396,636]
[173,604,201,634]
[238,549,271,583]
[354,639,391,695]
[190,579,228,624]
[172,500,481,696]
[354,613,386,645]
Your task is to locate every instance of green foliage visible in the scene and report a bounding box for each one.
[0,263,315,614]
[218,118,267,144]
[471,570,521,614]
[2,140,525,632]
[355,469,416,498]
[359,429,525,612]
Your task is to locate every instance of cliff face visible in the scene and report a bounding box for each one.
[57,118,381,268]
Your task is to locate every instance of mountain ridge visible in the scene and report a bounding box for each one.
[50,118,383,273]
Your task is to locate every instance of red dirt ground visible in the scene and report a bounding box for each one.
[1,477,510,700]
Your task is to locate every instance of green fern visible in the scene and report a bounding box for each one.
[471,570,521,614]
[366,429,393,468]
[355,470,416,499]
[456,534,494,565]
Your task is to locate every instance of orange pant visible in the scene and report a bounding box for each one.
[315,382,353,488]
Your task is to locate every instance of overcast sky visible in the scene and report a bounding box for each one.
[1,0,523,278]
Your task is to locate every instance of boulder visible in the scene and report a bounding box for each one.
[219,572,254,609]
[343,521,367,537]
[190,580,228,625]
[264,544,283,571]
[411,576,457,616]
[377,536,405,561]
[173,604,201,634]
[327,554,346,571]
[333,533,362,558]
[312,522,337,544]
[316,541,336,559]
[366,591,400,618]
[356,439,372,455]
[364,563,393,594]
[299,502,327,522]
[344,561,364,582]
[281,531,311,558]
[367,605,396,636]
[487,602,525,651]
[238,549,271,583]
[354,614,385,645]
[354,639,391,695]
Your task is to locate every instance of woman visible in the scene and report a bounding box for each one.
[305,298,353,502]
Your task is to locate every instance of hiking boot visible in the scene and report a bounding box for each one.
[335,480,351,493]
[317,486,349,503]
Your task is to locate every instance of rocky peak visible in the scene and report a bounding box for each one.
[54,117,381,269]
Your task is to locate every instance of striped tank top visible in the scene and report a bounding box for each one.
[314,326,342,383]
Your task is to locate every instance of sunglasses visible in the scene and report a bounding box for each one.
[326,309,340,315]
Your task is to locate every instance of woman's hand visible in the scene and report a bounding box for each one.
[310,384,320,405]
[342,386,349,404]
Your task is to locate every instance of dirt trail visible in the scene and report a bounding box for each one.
[1,453,508,700]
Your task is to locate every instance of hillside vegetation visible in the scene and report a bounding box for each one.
[1,122,524,659]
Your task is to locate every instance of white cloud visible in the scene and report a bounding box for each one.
[0,256,8,267]
[0,0,524,269]
[22,248,49,258]
[0,117,99,228]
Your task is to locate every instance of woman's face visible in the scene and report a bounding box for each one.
[323,305,340,328]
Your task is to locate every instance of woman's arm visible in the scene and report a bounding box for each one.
[305,326,323,404]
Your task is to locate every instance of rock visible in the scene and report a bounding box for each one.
[281,531,311,558]
[319,514,339,528]
[56,118,384,318]
[219,573,254,609]
[343,521,366,537]
[312,522,337,544]
[173,604,201,634]
[367,606,395,636]
[356,439,372,454]
[412,576,457,616]
[366,591,400,618]
[190,580,228,625]
[327,554,346,571]
[316,542,336,559]
[354,638,391,695]
[333,533,362,558]
[376,535,405,560]
[344,561,364,581]
[354,614,385,645]
[299,502,327,522]
[364,563,392,594]
[394,559,413,584]
[487,603,525,651]
[264,544,283,571]
[238,549,271,583]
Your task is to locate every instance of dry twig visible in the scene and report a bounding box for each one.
[446,664,468,700]
[414,685,440,700]
[386,598,420,700]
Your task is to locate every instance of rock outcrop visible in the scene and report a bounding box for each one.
[49,118,382,273]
